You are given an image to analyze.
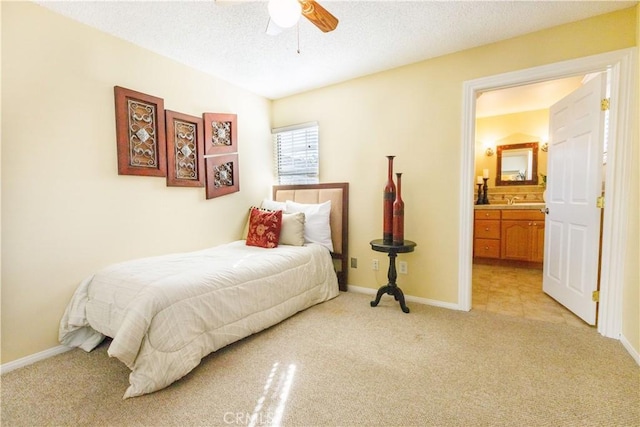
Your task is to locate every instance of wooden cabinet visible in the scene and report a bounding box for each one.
[474,210,501,259]
[501,210,545,263]
[474,208,545,265]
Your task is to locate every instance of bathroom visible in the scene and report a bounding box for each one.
[471,78,589,328]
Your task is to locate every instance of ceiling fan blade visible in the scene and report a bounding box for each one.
[299,0,338,33]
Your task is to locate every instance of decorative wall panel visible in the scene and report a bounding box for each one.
[205,154,239,199]
[165,110,205,187]
[114,86,166,177]
[203,113,237,155]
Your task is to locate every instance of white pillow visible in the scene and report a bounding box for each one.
[285,200,333,252]
[261,199,287,211]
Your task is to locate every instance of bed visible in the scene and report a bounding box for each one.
[59,183,349,398]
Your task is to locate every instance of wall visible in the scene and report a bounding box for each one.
[475,109,549,188]
[621,4,640,358]
[475,110,548,203]
[1,2,273,363]
[272,7,638,346]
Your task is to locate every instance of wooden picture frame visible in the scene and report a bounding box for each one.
[205,154,239,199]
[165,110,205,187]
[114,86,167,177]
[203,113,237,155]
[495,142,539,186]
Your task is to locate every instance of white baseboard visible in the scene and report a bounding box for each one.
[1,345,72,375]
[619,333,640,366]
[346,285,377,295]
[347,285,461,311]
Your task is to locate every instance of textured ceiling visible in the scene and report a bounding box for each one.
[35,0,636,103]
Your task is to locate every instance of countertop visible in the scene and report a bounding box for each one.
[474,203,545,210]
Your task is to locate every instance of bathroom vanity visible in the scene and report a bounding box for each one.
[474,204,545,267]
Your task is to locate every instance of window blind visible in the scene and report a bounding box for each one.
[272,122,319,184]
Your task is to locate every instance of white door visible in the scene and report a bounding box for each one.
[543,74,606,325]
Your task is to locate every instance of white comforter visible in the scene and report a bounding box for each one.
[59,241,339,398]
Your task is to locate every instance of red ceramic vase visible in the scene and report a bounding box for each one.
[383,156,396,244]
[392,172,404,246]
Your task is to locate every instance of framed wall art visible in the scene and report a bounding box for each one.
[203,112,237,155]
[165,110,205,187]
[114,86,167,177]
[205,154,239,199]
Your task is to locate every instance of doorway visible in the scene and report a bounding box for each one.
[458,48,636,340]
[471,75,605,326]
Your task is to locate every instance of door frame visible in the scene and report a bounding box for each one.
[458,48,636,339]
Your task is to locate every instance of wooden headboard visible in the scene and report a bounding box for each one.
[273,183,349,291]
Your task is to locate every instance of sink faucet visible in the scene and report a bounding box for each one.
[506,196,519,205]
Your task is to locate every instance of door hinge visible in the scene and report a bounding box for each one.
[592,290,600,302]
[601,98,610,111]
[596,196,605,209]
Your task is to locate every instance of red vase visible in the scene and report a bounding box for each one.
[393,172,404,246]
[383,156,396,244]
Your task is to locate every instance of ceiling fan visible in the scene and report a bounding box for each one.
[267,0,339,33]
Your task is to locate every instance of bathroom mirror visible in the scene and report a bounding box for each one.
[496,142,539,186]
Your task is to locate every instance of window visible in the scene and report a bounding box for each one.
[272,122,319,184]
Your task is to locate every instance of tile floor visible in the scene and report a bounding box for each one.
[472,263,591,329]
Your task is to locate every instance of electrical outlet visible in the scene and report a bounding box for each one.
[372,259,379,271]
[350,257,358,268]
[399,261,408,274]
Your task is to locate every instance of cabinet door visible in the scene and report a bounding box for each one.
[531,221,545,263]
[501,220,530,261]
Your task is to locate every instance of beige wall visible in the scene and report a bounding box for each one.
[475,109,549,188]
[1,2,273,363]
[272,7,638,350]
[621,4,640,356]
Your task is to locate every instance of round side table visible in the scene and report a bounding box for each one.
[369,239,417,313]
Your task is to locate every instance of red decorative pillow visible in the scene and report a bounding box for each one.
[246,207,282,248]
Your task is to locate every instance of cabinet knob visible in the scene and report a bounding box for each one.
[485,227,490,231]
[528,222,532,226]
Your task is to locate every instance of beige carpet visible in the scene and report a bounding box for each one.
[1,291,638,426]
